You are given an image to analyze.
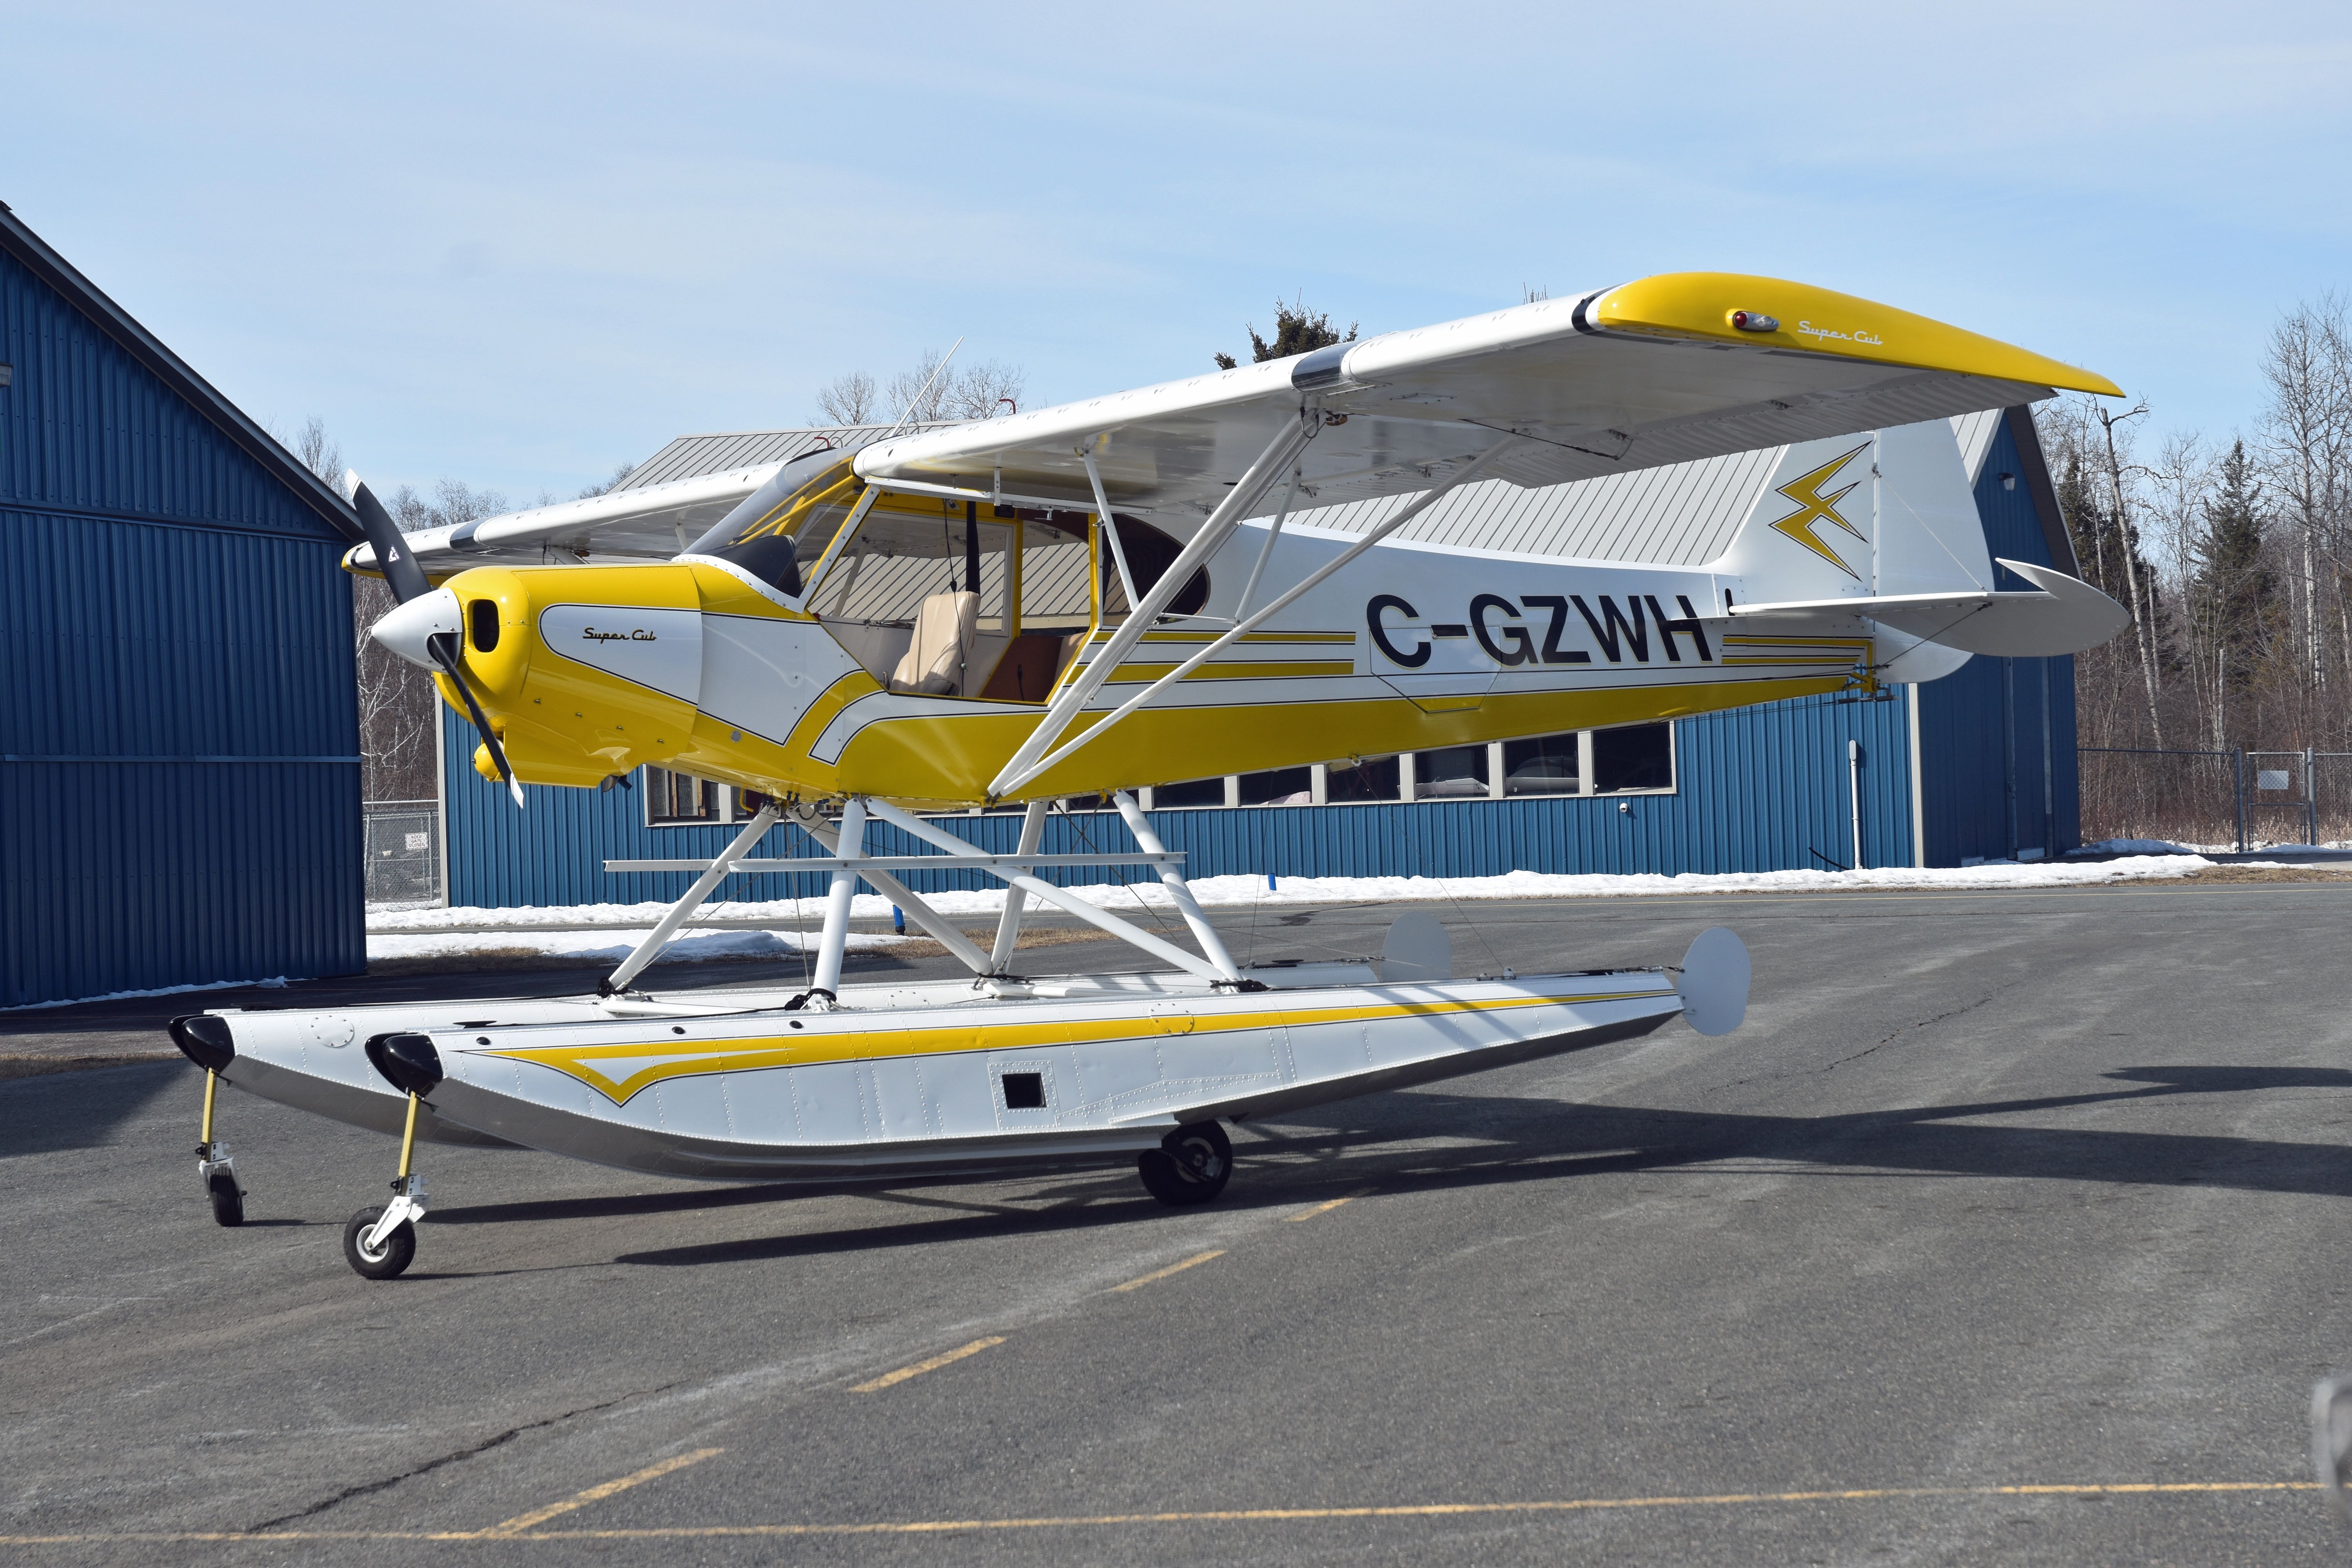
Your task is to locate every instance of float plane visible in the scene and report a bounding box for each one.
[167,272,2127,1277]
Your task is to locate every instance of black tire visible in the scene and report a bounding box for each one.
[343,1205,416,1280]
[206,1169,244,1228]
[1138,1120,1233,1206]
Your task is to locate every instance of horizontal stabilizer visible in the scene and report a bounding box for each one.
[1729,558,2127,657]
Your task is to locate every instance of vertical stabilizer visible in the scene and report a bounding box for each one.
[1711,420,1991,606]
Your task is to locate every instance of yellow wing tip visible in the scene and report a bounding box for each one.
[1596,272,2123,400]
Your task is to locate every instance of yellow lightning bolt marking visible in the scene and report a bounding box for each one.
[1767,443,1870,579]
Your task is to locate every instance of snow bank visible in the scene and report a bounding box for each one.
[368,927,914,966]
[372,853,2220,947]
[2070,837,2195,856]
[2,975,289,1013]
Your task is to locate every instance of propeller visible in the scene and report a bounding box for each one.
[345,471,525,809]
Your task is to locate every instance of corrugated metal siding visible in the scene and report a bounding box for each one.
[0,246,364,1004]
[1915,416,2078,863]
[0,252,332,537]
[444,691,1914,907]
[1949,409,2003,483]
[1286,448,1780,564]
[1,758,362,1006]
[616,423,959,492]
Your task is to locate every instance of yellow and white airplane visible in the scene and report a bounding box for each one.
[170,273,2127,1277]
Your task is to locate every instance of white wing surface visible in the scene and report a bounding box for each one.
[343,464,784,577]
[856,272,2122,527]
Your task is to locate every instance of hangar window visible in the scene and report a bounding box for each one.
[1241,766,1313,806]
[1325,756,1401,803]
[643,766,725,825]
[1098,723,1675,811]
[1591,723,1673,794]
[1416,745,1490,799]
[1502,735,1579,796]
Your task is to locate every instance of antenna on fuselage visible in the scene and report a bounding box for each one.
[877,336,964,442]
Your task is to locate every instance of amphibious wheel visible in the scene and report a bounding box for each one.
[206,1169,244,1228]
[1138,1120,1233,1206]
[343,1205,416,1280]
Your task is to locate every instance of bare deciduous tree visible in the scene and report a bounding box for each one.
[576,462,635,499]
[2093,401,2165,746]
[816,370,879,426]
[942,359,1025,421]
[815,354,1024,429]
[2259,296,2352,703]
[886,348,958,425]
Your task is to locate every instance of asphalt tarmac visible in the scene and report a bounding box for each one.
[7,881,2352,1564]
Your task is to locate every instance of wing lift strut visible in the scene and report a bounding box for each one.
[590,417,1521,1005]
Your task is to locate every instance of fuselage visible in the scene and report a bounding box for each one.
[421,509,1872,807]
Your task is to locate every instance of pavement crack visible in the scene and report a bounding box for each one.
[240,1382,679,1534]
[1820,992,2002,1073]
[1703,991,2004,1093]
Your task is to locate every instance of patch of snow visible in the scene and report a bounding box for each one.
[2069,837,2194,857]
[371,855,2220,942]
[3,976,291,1012]
[367,927,915,966]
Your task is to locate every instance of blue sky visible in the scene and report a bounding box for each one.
[7,1,2347,501]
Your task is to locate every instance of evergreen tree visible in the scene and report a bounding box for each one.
[2192,439,2274,703]
[1214,298,1357,370]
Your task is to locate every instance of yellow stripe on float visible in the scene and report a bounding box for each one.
[482,989,1673,1105]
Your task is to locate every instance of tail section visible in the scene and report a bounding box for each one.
[1713,419,1992,606]
[1709,418,2123,671]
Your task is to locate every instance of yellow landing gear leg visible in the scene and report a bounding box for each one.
[168,1013,245,1227]
[347,1031,443,1281]
[197,1068,244,1227]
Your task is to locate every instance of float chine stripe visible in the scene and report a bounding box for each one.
[477,988,1674,1105]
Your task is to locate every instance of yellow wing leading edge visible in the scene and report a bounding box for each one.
[1592,272,2124,398]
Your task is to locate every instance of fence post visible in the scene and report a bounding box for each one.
[2308,746,2319,847]
[2235,749,2248,854]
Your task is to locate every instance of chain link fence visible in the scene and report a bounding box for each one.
[363,800,442,907]
[2079,748,2352,850]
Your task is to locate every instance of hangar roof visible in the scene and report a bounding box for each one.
[0,202,365,543]
[616,422,956,492]
[622,409,2063,570]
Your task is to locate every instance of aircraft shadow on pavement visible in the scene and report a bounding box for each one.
[23,1060,2348,1263]
[606,1066,2352,1269]
[0,1059,189,1161]
[1236,1066,2352,1203]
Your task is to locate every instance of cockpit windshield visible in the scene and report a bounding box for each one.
[683,450,861,598]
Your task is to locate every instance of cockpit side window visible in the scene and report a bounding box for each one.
[683,452,862,599]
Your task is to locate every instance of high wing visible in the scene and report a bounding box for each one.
[854,272,2122,523]
[342,463,784,578]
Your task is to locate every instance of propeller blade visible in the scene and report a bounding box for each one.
[426,632,525,809]
[344,470,433,605]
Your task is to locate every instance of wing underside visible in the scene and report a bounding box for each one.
[855,272,2117,529]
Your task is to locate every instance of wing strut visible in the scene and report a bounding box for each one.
[1082,451,1144,612]
[985,412,1320,798]
[992,436,1523,798]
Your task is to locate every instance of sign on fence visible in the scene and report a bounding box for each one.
[365,801,443,907]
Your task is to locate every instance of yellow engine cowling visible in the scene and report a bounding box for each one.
[434,563,706,789]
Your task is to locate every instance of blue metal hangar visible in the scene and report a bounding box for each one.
[0,204,366,1007]
[438,410,2080,911]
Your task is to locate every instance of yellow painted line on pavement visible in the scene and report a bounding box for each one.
[483,1448,725,1537]
[1112,1250,1225,1292]
[0,1481,2317,1544]
[849,1336,1006,1393]
[1285,1189,1372,1222]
